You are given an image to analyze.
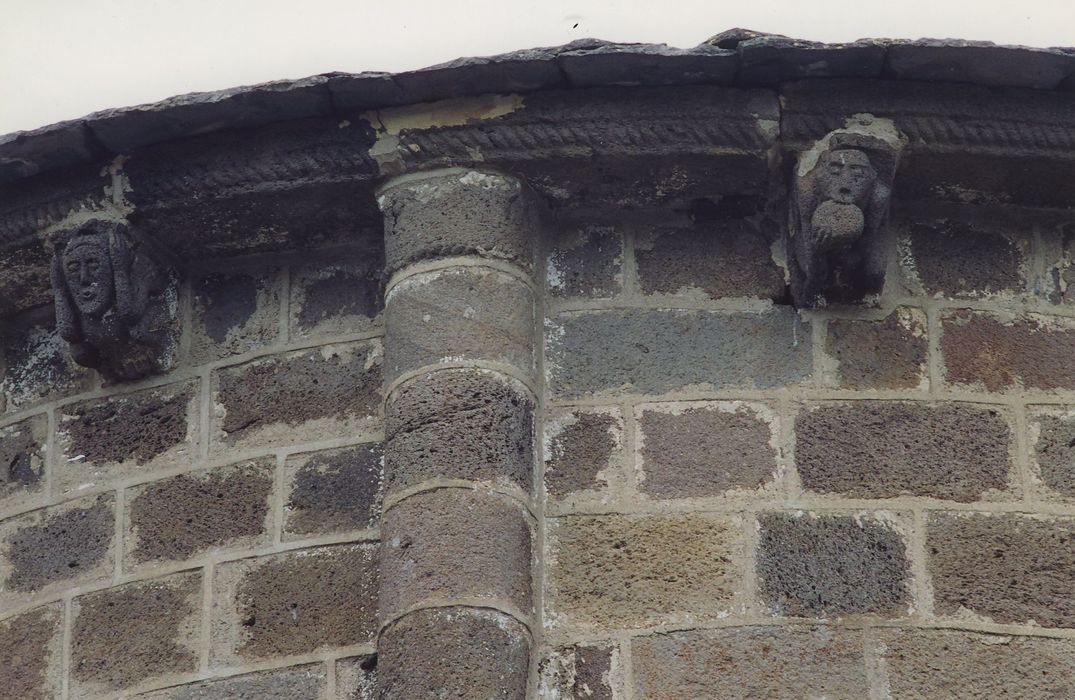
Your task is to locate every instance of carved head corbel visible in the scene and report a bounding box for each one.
[789,116,905,307]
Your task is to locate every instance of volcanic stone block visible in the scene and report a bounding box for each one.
[544,407,622,498]
[539,642,616,700]
[546,307,811,398]
[126,460,274,566]
[385,369,533,494]
[546,224,622,298]
[211,543,377,663]
[547,513,740,629]
[0,414,48,512]
[336,655,377,700]
[0,494,114,603]
[0,603,63,700]
[633,626,868,700]
[1030,408,1075,496]
[875,628,1075,698]
[795,401,1013,501]
[380,489,531,617]
[212,339,382,450]
[377,607,529,700]
[379,170,536,276]
[132,664,327,700]
[384,267,534,382]
[56,381,197,494]
[756,512,911,618]
[637,401,778,498]
[899,219,1024,298]
[290,259,383,339]
[71,571,202,698]
[941,310,1075,392]
[635,222,784,301]
[284,443,383,538]
[824,309,928,389]
[189,267,282,363]
[2,318,91,412]
[928,512,1075,627]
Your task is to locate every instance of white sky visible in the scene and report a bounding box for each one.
[1,0,1073,135]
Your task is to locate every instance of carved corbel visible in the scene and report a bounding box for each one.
[49,217,178,381]
[789,116,906,307]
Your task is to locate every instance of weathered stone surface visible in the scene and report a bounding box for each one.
[546,224,622,299]
[379,171,535,276]
[547,513,739,629]
[0,414,48,512]
[0,118,102,184]
[875,628,1075,699]
[56,381,197,494]
[1030,408,1075,496]
[290,257,383,339]
[795,401,1012,501]
[633,626,868,699]
[825,309,928,389]
[0,243,53,318]
[736,35,886,83]
[544,407,622,497]
[0,604,63,700]
[212,339,382,450]
[547,307,811,398]
[886,39,1075,90]
[377,607,529,700]
[928,512,1075,627]
[2,317,91,412]
[559,42,737,87]
[539,642,616,700]
[212,543,377,663]
[384,267,534,381]
[635,222,784,301]
[133,664,327,700]
[190,267,281,362]
[638,401,777,498]
[0,494,114,601]
[71,571,201,698]
[380,489,531,617]
[127,460,274,565]
[336,655,377,700]
[941,310,1075,392]
[385,369,533,494]
[757,512,910,618]
[900,219,1024,298]
[284,443,383,538]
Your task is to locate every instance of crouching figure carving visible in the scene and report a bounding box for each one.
[50,218,177,380]
[789,116,905,307]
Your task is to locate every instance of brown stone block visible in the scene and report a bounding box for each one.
[1029,407,1075,497]
[71,571,202,698]
[633,626,868,700]
[189,267,282,363]
[544,407,622,499]
[876,628,1075,698]
[56,381,198,495]
[546,513,740,630]
[539,642,617,700]
[0,603,63,700]
[386,369,533,494]
[284,443,383,539]
[546,224,622,299]
[0,413,48,513]
[290,258,383,339]
[795,401,1013,501]
[126,459,274,566]
[132,664,327,700]
[376,607,529,700]
[637,401,778,498]
[0,493,114,604]
[756,511,911,618]
[336,655,377,700]
[2,317,92,413]
[635,222,784,301]
[384,267,534,382]
[824,309,928,389]
[211,543,377,664]
[380,489,532,618]
[899,218,1025,298]
[212,339,382,451]
[941,310,1075,392]
[928,512,1075,627]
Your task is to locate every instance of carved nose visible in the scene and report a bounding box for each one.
[839,187,852,197]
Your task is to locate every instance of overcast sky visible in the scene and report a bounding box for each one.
[2,0,1073,135]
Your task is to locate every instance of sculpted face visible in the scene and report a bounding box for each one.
[63,237,114,317]
[819,149,877,205]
